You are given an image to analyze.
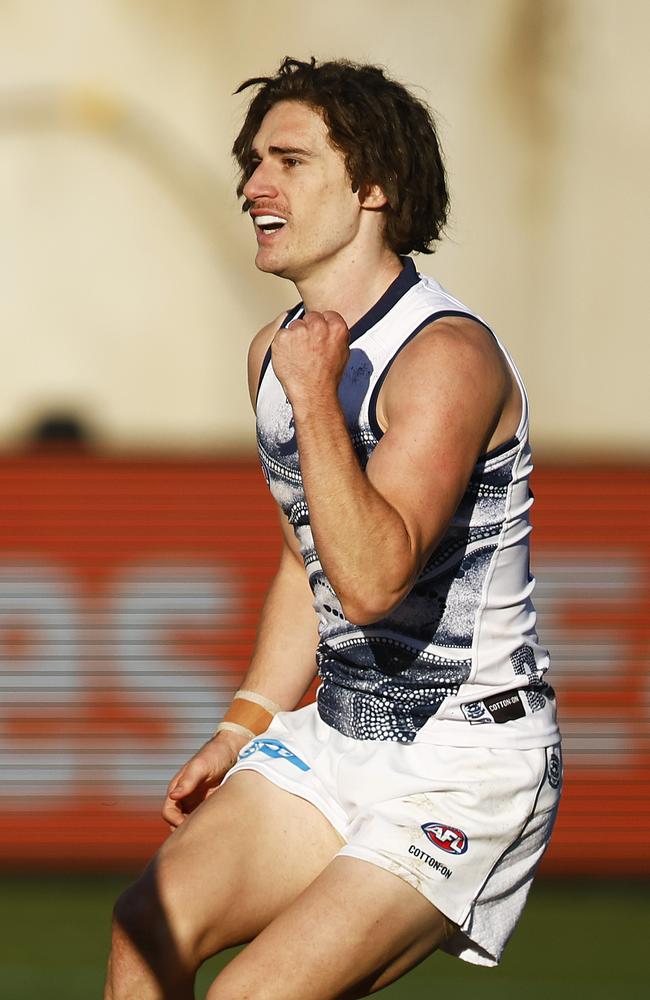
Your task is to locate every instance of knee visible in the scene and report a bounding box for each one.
[112,877,162,949]
[112,867,228,969]
[112,873,196,978]
[109,875,201,992]
[112,869,192,957]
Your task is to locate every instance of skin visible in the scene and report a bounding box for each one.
[106,99,520,999]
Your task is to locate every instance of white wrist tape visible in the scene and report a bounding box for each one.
[234,689,282,716]
[215,689,281,741]
[215,720,255,740]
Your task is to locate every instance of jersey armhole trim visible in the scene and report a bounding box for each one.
[255,303,304,405]
[367,309,497,440]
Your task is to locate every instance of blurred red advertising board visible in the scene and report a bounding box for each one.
[0,456,648,873]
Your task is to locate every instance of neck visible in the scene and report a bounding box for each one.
[295,245,403,328]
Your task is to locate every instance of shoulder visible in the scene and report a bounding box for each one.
[247,311,289,409]
[396,315,507,380]
[378,315,510,430]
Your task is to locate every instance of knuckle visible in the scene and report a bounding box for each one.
[304,311,325,330]
[325,311,348,336]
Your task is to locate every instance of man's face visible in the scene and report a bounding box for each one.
[242,100,365,282]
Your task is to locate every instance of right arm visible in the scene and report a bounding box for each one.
[233,512,320,710]
[163,312,320,827]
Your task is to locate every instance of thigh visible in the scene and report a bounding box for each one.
[207,855,455,1000]
[129,770,344,960]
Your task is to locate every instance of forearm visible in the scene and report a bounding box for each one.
[165,567,316,825]
[292,392,415,623]
[237,543,320,710]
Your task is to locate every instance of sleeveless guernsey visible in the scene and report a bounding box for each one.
[256,257,559,749]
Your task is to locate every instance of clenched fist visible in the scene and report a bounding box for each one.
[271,310,350,409]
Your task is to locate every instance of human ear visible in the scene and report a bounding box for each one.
[358,182,388,210]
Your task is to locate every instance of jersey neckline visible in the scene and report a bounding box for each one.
[348,256,419,344]
[256,257,420,403]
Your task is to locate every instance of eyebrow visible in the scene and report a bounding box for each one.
[250,145,314,159]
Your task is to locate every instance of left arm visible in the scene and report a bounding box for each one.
[271,311,515,625]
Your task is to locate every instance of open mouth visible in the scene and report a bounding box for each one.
[253,214,287,235]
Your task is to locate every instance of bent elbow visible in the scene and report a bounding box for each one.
[336,545,421,626]
[340,603,383,627]
[339,587,409,627]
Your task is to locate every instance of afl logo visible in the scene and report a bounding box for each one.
[421,822,469,856]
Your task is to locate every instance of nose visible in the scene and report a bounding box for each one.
[242,159,280,203]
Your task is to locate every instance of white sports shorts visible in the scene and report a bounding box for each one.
[224,702,562,966]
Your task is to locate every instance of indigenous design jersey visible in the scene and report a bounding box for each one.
[256,258,559,748]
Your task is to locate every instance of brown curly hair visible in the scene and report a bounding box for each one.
[232,57,449,256]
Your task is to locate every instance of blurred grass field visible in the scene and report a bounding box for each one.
[1,875,647,999]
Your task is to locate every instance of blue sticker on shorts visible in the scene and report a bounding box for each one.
[239,737,311,772]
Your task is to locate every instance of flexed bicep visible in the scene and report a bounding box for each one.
[366,318,513,576]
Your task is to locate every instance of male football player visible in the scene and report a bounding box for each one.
[106,57,561,1000]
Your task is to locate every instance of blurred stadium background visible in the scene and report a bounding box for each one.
[0,1,648,997]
